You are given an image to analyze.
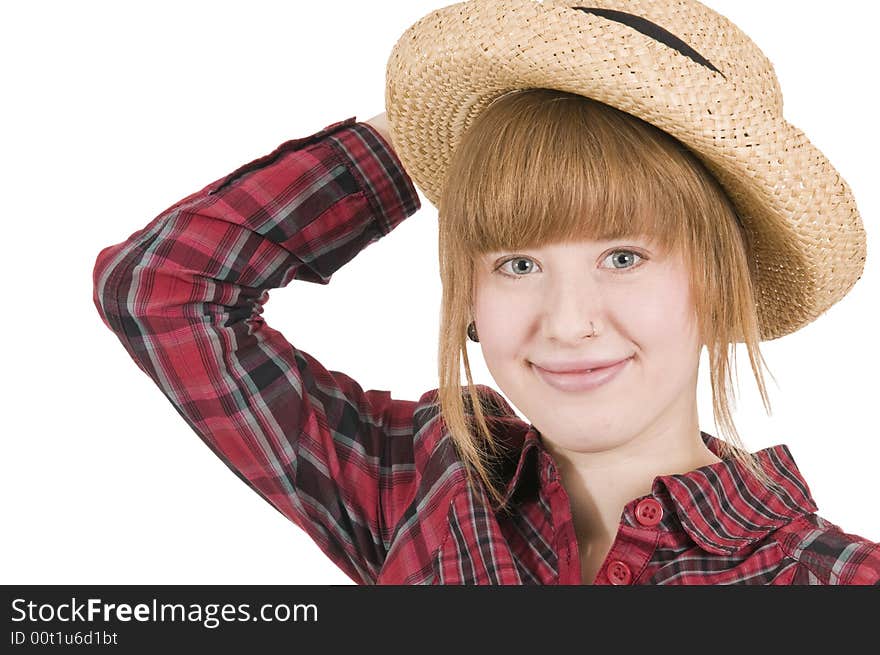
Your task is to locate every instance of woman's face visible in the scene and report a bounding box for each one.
[472,238,703,454]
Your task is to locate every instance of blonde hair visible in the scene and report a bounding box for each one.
[436,88,783,511]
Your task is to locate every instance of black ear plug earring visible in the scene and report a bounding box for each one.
[467,321,479,342]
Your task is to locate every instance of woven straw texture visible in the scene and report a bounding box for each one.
[384,0,866,341]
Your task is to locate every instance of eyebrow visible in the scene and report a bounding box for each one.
[571,6,726,79]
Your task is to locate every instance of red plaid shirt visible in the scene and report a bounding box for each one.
[92,117,880,585]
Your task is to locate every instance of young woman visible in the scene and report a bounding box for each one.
[92,0,879,584]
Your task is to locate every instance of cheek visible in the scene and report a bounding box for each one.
[473,284,533,362]
[633,287,692,328]
[475,300,529,351]
[625,279,699,356]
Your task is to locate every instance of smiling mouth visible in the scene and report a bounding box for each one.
[531,356,631,375]
[530,357,633,393]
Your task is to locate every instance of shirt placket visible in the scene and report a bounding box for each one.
[539,450,659,585]
[539,450,582,584]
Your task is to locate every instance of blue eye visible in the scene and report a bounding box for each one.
[495,249,645,278]
[603,250,644,270]
[497,257,539,277]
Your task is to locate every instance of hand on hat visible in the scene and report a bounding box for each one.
[364,111,393,150]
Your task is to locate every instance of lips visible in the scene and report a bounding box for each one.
[531,356,632,393]
[532,356,631,374]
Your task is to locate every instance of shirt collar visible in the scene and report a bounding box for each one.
[650,432,818,553]
[496,425,819,555]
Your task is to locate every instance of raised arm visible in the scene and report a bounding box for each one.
[91,116,422,584]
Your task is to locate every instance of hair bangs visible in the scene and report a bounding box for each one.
[442,89,693,260]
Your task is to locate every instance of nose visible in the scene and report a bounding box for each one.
[540,272,603,343]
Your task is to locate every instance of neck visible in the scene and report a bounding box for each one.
[542,398,722,551]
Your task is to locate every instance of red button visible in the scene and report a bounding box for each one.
[635,498,663,526]
[607,560,632,585]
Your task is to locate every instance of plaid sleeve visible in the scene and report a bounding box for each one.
[780,515,880,585]
[91,117,422,584]
[842,541,880,585]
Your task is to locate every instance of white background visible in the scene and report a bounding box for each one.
[2,0,877,584]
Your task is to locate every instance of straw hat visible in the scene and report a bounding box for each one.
[384,0,866,341]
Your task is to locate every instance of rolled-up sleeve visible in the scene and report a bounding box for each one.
[91,117,422,584]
